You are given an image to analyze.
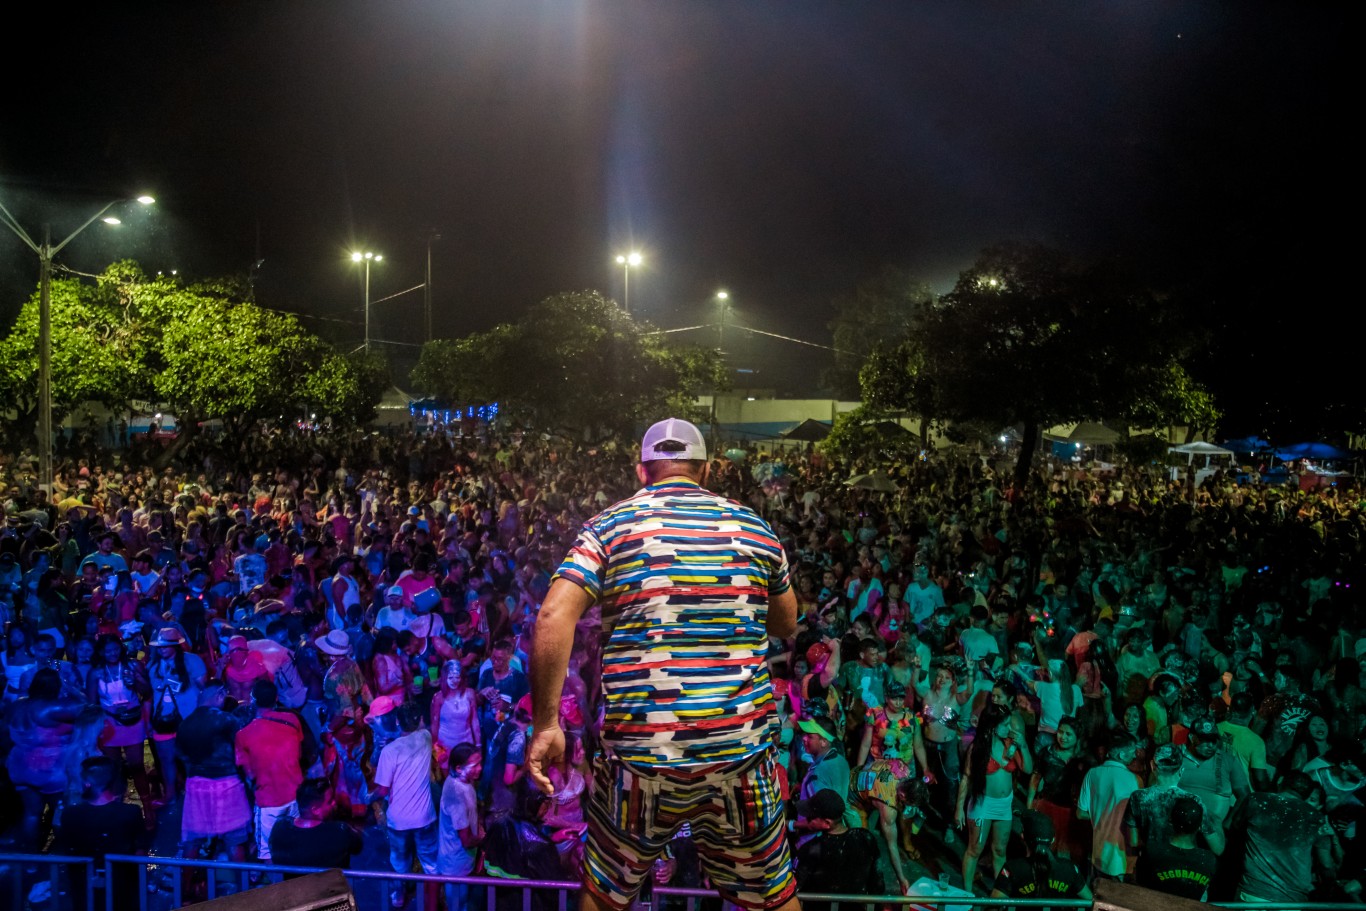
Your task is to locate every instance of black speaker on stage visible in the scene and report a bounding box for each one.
[183,869,357,911]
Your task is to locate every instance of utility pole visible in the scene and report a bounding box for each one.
[1,193,154,494]
[425,230,441,342]
[38,225,53,495]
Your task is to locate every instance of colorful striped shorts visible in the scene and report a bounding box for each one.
[583,749,795,911]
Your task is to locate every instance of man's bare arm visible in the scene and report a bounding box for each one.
[525,577,594,794]
[767,587,798,639]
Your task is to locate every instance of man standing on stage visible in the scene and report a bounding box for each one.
[526,418,800,911]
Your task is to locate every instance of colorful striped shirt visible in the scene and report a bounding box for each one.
[553,479,792,767]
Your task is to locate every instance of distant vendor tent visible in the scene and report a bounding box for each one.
[1168,441,1236,458]
[1043,421,1122,445]
[1167,440,1236,486]
[1273,441,1353,461]
[845,470,898,493]
[1221,435,1271,455]
[780,418,832,442]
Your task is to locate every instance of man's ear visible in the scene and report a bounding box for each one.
[700,462,711,487]
[635,463,649,486]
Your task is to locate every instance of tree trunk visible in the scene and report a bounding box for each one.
[152,415,201,470]
[1013,420,1040,492]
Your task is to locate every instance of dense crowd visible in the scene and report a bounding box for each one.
[0,427,1362,910]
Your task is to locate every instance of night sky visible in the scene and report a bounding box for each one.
[0,2,1350,438]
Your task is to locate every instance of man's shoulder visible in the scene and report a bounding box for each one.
[842,826,878,850]
[1088,761,1137,786]
[617,484,768,523]
[816,752,851,778]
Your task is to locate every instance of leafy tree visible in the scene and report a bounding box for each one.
[1121,359,1220,442]
[410,327,520,408]
[818,404,920,469]
[0,272,145,443]
[824,266,935,398]
[410,290,726,439]
[0,261,381,450]
[153,291,370,427]
[918,244,1217,489]
[857,338,939,448]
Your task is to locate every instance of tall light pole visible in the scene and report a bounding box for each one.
[711,290,730,451]
[0,193,154,493]
[614,251,642,314]
[715,290,729,351]
[424,231,440,343]
[350,250,383,354]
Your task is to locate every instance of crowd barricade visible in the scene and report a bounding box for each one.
[0,855,1357,911]
[99,854,581,911]
[0,852,97,911]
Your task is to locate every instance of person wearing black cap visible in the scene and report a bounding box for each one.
[793,789,879,909]
[1125,743,1226,858]
[991,810,1090,907]
[1178,715,1249,831]
[1134,793,1217,901]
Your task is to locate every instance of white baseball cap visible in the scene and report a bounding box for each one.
[641,418,707,462]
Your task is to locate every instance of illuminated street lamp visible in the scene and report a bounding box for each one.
[614,251,642,314]
[715,290,729,350]
[710,290,731,450]
[350,250,383,354]
[0,192,155,492]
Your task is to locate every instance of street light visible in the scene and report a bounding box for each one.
[715,290,729,350]
[709,290,732,450]
[0,192,155,493]
[614,251,642,314]
[350,250,383,354]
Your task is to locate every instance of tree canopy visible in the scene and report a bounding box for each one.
[411,290,726,439]
[0,261,380,446]
[910,244,1218,485]
[824,266,935,398]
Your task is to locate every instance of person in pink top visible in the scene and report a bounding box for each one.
[220,635,271,704]
[396,555,439,610]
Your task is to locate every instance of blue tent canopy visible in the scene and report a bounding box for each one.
[1273,441,1353,461]
[1221,436,1271,454]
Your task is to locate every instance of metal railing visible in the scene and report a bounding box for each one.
[0,852,97,911]
[100,854,581,911]
[1,854,1359,911]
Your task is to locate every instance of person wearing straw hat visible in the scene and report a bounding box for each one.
[316,629,371,722]
[527,418,801,911]
[147,627,206,803]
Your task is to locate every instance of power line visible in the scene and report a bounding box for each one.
[650,319,849,354]
[368,283,425,306]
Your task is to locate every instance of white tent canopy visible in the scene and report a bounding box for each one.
[1043,421,1122,445]
[1167,440,1235,485]
[1168,441,1235,458]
